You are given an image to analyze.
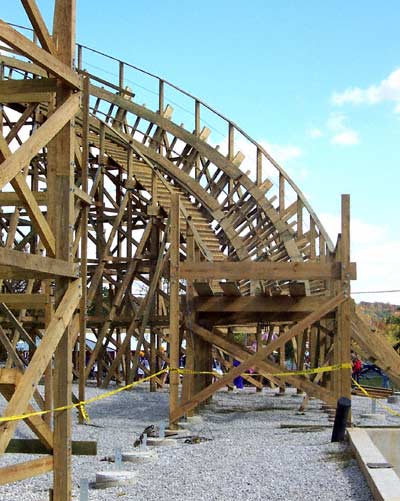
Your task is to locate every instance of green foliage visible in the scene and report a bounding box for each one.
[233,332,247,345]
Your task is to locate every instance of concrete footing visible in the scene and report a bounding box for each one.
[165,428,189,437]
[121,450,158,463]
[147,437,177,447]
[186,415,203,424]
[95,471,137,489]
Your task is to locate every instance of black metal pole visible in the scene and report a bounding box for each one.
[331,396,351,442]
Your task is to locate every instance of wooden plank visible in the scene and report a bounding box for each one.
[0,368,20,385]
[192,295,329,313]
[5,439,97,455]
[0,303,36,349]
[0,20,80,89]
[0,191,47,206]
[0,456,53,485]
[219,281,241,296]
[0,78,57,102]
[0,293,49,308]
[193,282,214,297]
[180,261,356,281]
[74,186,93,205]
[0,92,80,190]
[0,247,78,278]
[21,0,57,55]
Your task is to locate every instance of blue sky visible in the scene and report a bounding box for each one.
[5,1,400,304]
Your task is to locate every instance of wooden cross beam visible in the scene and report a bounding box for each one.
[0,279,81,454]
[170,292,346,422]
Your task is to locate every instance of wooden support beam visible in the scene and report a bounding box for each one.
[50,3,77,497]
[0,293,50,310]
[84,221,153,379]
[179,261,356,281]
[171,293,345,421]
[0,247,79,278]
[192,295,335,313]
[0,78,57,102]
[334,194,352,401]
[5,438,96,455]
[21,0,57,55]
[0,135,56,256]
[0,191,47,206]
[0,20,80,89]
[0,384,53,450]
[0,303,36,349]
[169,193,180,426]
[0,456,53,485]
[0,279,81,454]
[0,92,80,190]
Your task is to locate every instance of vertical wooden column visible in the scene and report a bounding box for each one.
[335,195,351,402]
[256,323,263,392]
[169,193,180,427]
[49,1,76,499]
[78,74,89,422]
[279,326,286,394]
[46,1,78,498]
[149,221,159,393]
[43,281,53,427]
[181,221,195,408]
[95,125,105,387]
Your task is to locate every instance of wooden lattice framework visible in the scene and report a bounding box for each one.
[0,2,400,498]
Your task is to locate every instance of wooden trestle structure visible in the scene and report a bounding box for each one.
[0,2,400,498]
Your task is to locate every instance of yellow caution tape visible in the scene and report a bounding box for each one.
[172,362,351,378]
[0,363,352,424]
[0,368,167,424]
[352,378,400,418]
[77,403,91,424]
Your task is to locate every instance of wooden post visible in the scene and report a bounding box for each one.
[335,195,352,402]
[78,74,89,422]
[169,193,180,427]
[149,221,159,393]
[256,323,263,392]
[43,281,53,427]
[50,2,76,498]
[181,220,195,408]
[279,326,286,394]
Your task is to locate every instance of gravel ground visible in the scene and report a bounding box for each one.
[1,383,400,501]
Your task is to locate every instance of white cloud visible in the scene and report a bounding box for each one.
[309,128,323,139]
[319,212,400,305]
[263,142,302,163]
[327,113,360,146]
[331,130,360,145]
[331,68,400,113]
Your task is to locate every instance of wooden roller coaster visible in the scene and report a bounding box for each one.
[0,2,399,498]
